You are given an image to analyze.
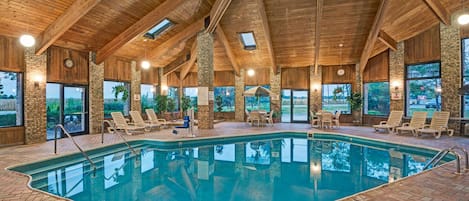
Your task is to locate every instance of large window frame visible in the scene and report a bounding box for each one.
[405,62,441,117]
[183,87,198,112]
[321,83,352,114]
[140,84,155,112]
[461,38,469,117]
[245,85,270,112]
[363,82,390,116]
[103,81,130,118]
[0,71,23,127]
[214,86,235,112]
[167,86,179,112]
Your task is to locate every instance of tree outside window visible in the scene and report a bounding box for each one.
[0,71,22,127]
[405,62,441,117]
[322,84,351,114]
[104,81,130,118]
[214,86,235,112]
[364,82,390,115]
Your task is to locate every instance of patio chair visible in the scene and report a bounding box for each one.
[321,112,333,129]
[245,109,252,124]
[129,111,160,131]
[145,109,168,128]
[250,111,265,127]
[373,111,403,133]
[110,112,146,135]
[395,111,427,135]
[416,111,452,139]
[265,109,275,126]
[310,111,320,128]
[332,111,341,128]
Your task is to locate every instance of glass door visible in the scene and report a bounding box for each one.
[281,89,309,123]
[281,90,291,122]
[46,84,61,140]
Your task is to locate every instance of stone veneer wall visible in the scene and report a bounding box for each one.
[440,23,461,134]
[24,47,47,144]
[309,65,322,112]
[130,61,141,112]
[235,69,245,121]
[88,52,104,134]
[270,68,281,113]
[197,31,214,129]
[389,42,405,111]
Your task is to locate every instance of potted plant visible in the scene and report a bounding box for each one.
[154,95,168,115]
[166,97,176,120]
[347,92,362,124]
[181,96,192,116]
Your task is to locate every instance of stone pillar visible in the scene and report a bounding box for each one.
[24,47,47,144]
[235,69,245,121]
[89,52,104,134]
[130,61,141,112]
[158,68,168,95]
[440,23,461,134]
[197,31,214,129]
[389,42,405,111]
[270,68,281,113]
[309,65,322,112]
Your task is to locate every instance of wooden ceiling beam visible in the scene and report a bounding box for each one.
[378,30,397,51]
[359,0,390,73]
[423,0,450,25]
[215,25,240,76]
[314,0,323,75]
[164,59,188,77]
[180,41,198,80]
[256,0,278,74]
[206,0,232,34]
[146,16,205,62]
[35,0,101,55]
[96,0,185,63]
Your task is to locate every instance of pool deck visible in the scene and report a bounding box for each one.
[0,122,468,201]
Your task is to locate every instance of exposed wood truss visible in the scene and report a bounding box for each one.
[314,0,323,75]
[206,0,232,33]
[423,0,450,25]
[96,0,185,63]
[164,60,188,77]
[180,40,198,80]
[35,0,101,55]
[215,25,240,75]
[256,0,277,74]
[378,30,397,51]
[359,0,390,73]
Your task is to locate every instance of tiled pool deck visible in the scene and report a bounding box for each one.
[0,122,468,201]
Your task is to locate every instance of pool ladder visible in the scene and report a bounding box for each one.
[54,124,96,171]
[101,120,138,155]
[424,146,468,174]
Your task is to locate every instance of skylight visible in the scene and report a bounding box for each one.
[144,19,172,40]
[239,32,257,50]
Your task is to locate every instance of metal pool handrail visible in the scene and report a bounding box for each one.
[54,124,96,171]
[102,120,138,155]
[424,146,467,174]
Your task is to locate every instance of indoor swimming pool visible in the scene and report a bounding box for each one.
[9,132,454,201]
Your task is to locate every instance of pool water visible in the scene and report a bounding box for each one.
[10,133,453,201]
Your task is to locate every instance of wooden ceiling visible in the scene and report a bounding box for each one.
[0,0,467,73]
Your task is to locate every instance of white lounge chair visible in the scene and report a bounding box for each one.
[416,111,453,139]
[129,111,160,131]
[145,109,168,128]
[110,112,146,135]
[373,111,403,133]
[395,111,427,135]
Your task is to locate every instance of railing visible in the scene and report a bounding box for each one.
[424,146,468,174]
[54,124,96,171]
[102,120,138,155]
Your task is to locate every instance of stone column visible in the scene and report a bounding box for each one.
[270,68,281,113]
[158,68,168,95]
[89,52,104,134]
[309,65,322,112]
[130,61,141,112]
[235,69,245,121]
[389,42,405,111]
[24,47,47,144]
[440,23,461,134]
[197,31,214,129]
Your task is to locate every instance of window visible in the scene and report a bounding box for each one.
[214,86,235,112]
[245,85,270,112]
[168,87,179,112]
[239,32,257,50]
[144,18,172,40]
[214,144,235,162]
[405,62,441,117]
[183,87,198,112]
[462,38,469,117]
[0,71,22,127]
[245,141,271,165]
[322,84,351,114]
[103,81,130,118]
[364,82,390,115]
[141,84,155,112]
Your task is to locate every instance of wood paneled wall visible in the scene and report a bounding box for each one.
[405,25,441,64]
[182,72,198,87]
[281,67,309,89]
[214,71,235,86]
[322,64,356,84]
[0,127,24,147]
[104,56,131,82]
[0,36,24,72]
[460,25,469,39]
[363,50,389,82]
[141,67,159,84]
[245,68,270,85]
[167,72,180,87]
[47,46,89,85]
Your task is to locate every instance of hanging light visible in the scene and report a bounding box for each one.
[141,60,151,69]
[247,69,255,77]
[459,0,469,25]
[19,34,35,47]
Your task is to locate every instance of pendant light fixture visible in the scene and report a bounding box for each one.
[458,0,469,25]
[18,1,35,47]
[141,45,151,70]
[337,43,345,76]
